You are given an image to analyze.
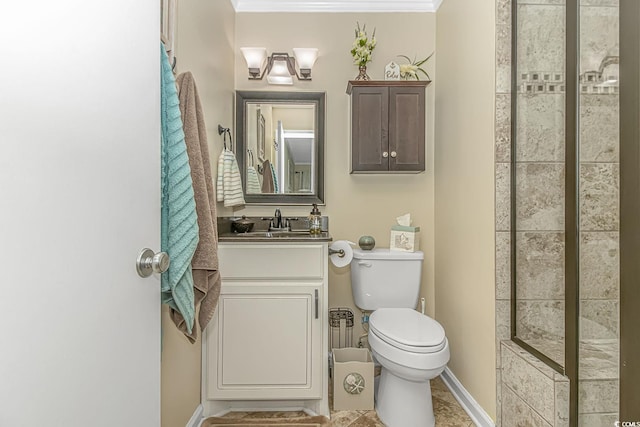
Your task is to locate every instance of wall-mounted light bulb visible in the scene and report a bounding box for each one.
[240,47,267,79]
[293,48,318,79]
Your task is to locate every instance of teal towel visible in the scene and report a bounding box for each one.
[160,44,199,333]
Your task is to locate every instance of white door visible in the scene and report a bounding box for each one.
[0,1,161,426]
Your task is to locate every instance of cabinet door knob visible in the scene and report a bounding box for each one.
[382,151,389,158]
[391,151,397,158]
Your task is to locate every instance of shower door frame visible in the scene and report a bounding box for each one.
[509,0,564,373]
[508,0,578,378]
[619,0,640,419]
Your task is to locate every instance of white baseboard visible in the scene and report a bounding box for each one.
[440,367,495,427]
[186,404,204,427]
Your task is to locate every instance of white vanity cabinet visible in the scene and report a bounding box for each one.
[203,242,330,417]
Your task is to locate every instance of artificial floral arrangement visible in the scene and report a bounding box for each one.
[351,22,376,80]
[398,53,434,80]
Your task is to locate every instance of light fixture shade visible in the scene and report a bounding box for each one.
[267,59,293,85]
[292,48,318,70]
[240,47,267,78]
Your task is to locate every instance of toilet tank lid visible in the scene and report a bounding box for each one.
[352,248,424,260]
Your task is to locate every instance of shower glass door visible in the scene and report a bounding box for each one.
[513,0,623,423]
[578,0,620,423]
[513,0,567,369]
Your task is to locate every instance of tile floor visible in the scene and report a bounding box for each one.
[330,376,474,427]
[217,375,475,427]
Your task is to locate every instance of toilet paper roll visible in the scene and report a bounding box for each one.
[329,240,354,268]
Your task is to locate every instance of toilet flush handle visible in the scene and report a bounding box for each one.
[357,261,372,267]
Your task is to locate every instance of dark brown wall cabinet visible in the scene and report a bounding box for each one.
[347,80,429,173]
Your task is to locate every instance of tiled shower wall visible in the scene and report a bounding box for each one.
[494,0,620,425]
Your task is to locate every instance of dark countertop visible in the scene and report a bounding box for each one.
[218,231,333,242]
[217,216,332,242]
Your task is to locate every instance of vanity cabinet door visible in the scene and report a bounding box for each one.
[347,80,429,173]
[206,283,323,400]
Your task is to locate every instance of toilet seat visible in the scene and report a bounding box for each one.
[369,308,446,353]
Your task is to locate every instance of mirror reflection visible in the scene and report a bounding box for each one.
[245,103,316,194]
[236,91,325,205]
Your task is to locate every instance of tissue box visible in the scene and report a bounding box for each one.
[390,225,420,252]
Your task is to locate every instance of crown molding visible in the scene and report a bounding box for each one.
[230,0,443,13]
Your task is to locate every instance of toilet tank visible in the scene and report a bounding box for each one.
[350,249,424,310]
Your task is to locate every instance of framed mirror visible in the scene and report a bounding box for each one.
[235,90,325,205]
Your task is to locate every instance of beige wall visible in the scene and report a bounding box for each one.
[161,1,235,426]
[435,0,497,420]
[234,13,437,341]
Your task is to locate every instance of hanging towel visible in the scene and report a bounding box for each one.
[171,71,221,343]
[246,166,261,194]
[270,161,279,193]
[216,148,246,207]
[160,44,198,334]
[261,159,274,193]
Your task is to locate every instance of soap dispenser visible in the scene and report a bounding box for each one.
[309,204,322,235]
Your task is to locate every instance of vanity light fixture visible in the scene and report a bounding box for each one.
[267,55,295,85]
[240,47,268,79]
[292,48,318,79]
[240,48,319,84]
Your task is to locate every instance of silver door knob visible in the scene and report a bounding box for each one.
[390,151,397,158]
[136,248,170,278]
[382,151,389,158]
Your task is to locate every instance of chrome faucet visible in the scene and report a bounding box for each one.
[270,208,290,231]
[274,208,282,229]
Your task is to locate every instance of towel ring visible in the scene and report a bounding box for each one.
[218,124,230,150]
[226,129,234,152]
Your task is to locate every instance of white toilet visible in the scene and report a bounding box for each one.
[350,249,450,427]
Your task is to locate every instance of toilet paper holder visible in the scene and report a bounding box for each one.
[329,248,345,258]
[329,240,355,268]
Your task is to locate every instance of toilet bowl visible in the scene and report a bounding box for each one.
[368,308,450,427]
[348,249,449,426]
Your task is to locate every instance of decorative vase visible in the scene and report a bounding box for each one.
[358,235,376,250]
[355,65,370,81]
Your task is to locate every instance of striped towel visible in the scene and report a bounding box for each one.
[160,44,198,334]
[216,148,246,207]
[246,166,261,194]
[270,162,279,193]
